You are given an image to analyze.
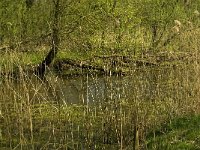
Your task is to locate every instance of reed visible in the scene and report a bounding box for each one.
[0,56,200,149]
[0,1,200,148]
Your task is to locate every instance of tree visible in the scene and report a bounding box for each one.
[35,0,60,78]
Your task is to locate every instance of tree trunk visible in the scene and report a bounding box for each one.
[35,0,60,78]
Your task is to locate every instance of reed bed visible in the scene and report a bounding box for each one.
[0,57,200,149]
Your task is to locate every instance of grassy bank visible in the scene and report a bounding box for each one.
[0,48,198,78]
[147,115,200,149]
[0,94,200,149]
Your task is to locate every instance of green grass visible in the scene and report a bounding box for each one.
[57,49,91,60]
[147,115,200,150]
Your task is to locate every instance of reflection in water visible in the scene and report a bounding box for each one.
[54,65,199,104]
[1,65,198,105]
[0,64,199,149]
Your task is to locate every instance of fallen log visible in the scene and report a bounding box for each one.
[53,58,126,76]
[94,55,157,67]
[54,59,105,72]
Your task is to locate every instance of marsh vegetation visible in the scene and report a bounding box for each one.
[1,0,200,149]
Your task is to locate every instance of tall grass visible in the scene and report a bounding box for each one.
[0,53,200,149]
[1,1,200,149]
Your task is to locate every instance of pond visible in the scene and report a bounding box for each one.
[0,64,199,149]
[48,64,198,105]
[0,64,198,106]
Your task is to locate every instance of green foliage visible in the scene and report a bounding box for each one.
[1,1,200,149]
[0,0,200,55]
[0,0,52,42]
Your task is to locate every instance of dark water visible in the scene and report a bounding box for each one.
[1,65,198,105]
[0,64,199,149]
[53,65,199,104]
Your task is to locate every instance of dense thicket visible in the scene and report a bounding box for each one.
[0,0,200,55]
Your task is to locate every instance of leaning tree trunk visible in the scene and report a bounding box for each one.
[35,0,60,78]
